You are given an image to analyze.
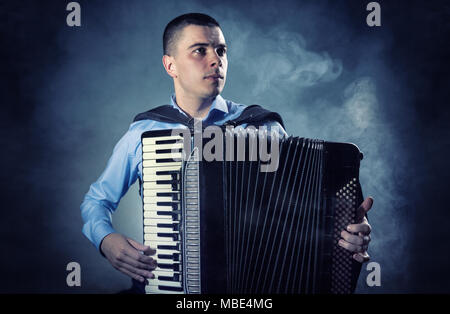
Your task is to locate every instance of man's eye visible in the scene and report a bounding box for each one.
[217,47,227,56]
[194,47,206,54]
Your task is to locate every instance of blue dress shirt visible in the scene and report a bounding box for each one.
[80,94,287,251]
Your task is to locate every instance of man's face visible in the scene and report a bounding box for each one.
[169,25,228,100]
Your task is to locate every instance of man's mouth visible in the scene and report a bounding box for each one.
[204,73,223,80]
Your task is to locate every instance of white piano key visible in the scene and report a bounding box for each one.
[144,203,177,211]
[145,240,179,247]
[146,279,182,288]
[143,199,174,206]
[143,210,174,218]
[143,166,182,174]
[144,204,177,211]
[142,142,184,152]
[143,195,176,203]
[143,183,177,190]
[142,190,179,197]
[142,136,183,144]
[143,218,178,226]
[143,160,182,168]
[152,274,181,283]
[143,152,183,160]
[144,233,178,242]
[142,174,173,181]
[152,269,179,278]
[156,249,180,256]
[154,261,181,271]
[144,226,178,234]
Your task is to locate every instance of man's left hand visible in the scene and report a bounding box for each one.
[338,197,373,263]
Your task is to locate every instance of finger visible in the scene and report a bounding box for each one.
[122,240,157,265]
[353,252,370,263]
[128,238,157,256]
[119,252,157,271]
[355,196,374,222]
[346,221,371,235]
[143,246,157,256]
[359,233,371,245]
[340,230,364,246]
[117,265,149,283]
[124,247,157,267]
[338,239,365,253]
[116,258,155,279]
[120,267,145,282]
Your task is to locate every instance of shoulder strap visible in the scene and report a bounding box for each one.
[133,104,195,129]
[223,104,285,130]
[133,104,285,131]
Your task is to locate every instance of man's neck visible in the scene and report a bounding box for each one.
[174,92,216,119]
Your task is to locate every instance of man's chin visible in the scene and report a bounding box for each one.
[203,87,222,99]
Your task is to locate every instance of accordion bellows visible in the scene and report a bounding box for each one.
[141,128,363,294]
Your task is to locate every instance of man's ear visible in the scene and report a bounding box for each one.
[162,55,177,78]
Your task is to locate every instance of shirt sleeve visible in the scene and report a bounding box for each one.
[80,125,141,251]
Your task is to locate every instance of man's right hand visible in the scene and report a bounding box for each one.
[100,233,156,283]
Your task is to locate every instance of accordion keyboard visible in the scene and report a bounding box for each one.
[142,134,184,293]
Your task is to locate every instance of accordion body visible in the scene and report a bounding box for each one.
[141,127,364,294]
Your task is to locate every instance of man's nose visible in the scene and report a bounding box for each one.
[209,51,222,68]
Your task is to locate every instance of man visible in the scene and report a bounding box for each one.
[80,13,373,292]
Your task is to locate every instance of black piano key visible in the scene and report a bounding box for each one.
[155,170,181,176]
[156,158,182,163]
[158,253,180,261]
[155,192,177,196]
[157,253,180,262]
[155,148,182,154]
[155,139,182,145]
[157,233,179,241]
[158,263,181,271]
[157,244,180,250]
[155,192,180,201]
[156,211,181,218]
[158,273,181,282]
[155,180,179,184]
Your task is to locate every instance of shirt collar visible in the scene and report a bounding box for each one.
[170,94,229,118]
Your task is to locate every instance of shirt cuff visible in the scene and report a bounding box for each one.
[83,221,116,252]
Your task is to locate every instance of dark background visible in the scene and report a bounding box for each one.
[0,0,449,293]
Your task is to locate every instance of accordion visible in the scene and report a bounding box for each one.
[140,127,364,294]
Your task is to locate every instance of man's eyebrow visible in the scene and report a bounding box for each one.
[187,42,228,50]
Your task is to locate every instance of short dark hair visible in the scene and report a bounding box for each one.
[163,13,221,56]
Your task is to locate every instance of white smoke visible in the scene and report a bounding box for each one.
[223,21,343,97]
[343,77,378,131]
